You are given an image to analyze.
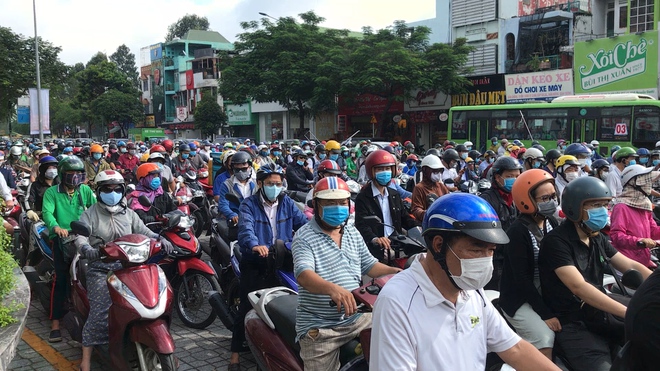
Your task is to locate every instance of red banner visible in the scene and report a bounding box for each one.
[186,70,194,91]
[338,93,404,116]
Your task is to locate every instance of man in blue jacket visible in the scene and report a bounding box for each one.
[228,164,308,370]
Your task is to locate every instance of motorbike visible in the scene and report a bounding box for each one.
[138,195,221,330]
[63,220,177,371]
[3,194,24,264]
[244,274,396,371]
[21,220,60,312]
[174,174,205,238]
[209,239,297,332]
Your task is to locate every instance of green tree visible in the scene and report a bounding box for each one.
[90,89,143,137]
[219,11,348,131]
[165,14,210,41]
[336,22,473,137]
[194,92,227,139]
[110,44,139,89]
[86,52,108,68]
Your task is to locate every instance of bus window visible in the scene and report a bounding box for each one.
[489,110,527,140]
[598,107,631,142]
[583,119,597,143]
[451,111,468,140]
[526,109,569,141]
[633,106,660,144]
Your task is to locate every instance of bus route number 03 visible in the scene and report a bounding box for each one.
[614,123,628,135]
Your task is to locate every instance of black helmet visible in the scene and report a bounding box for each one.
[382,145,395,155]
[468,150,482,160]
[442,149,460,162]
[179,143,190,152]
[532,144,546,152]
[231,151,252,166]
[109,144,118,150]
[484,150,496,158]
[561,177,612,222]
[545,149,562,163]
[256,163,284,182]
[491,156,523,176]
[455,144,467,153]
[425,148,440,157]
[315,144,326,153]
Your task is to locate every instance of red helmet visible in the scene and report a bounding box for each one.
[162,139,174,152]
[317,160,342,175]
[406,154,419,162]
[364,149,396,180]
[314,177,351,200]
[151,144,166,153]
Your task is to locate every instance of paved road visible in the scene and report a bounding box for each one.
[9,236,258,371]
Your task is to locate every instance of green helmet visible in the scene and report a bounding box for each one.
[615,147,638,161]
[58,156,85,174]
[561,177,612,222]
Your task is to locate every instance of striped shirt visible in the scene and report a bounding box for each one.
[529,219,554,284]
[293,218,378,341]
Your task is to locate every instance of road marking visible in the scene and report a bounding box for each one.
[21,327,79,370]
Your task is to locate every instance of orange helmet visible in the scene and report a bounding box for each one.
[90,144,103,153]
[511,169,555,214]
[364,149,396,180]
[136,163,161,181]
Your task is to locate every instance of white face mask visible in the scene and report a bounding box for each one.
[448,245,494,290]
[430,172,443,183]
[565,171,579,183]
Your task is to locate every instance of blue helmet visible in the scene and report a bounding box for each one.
[564,143,590,156]
[422,193,509,244]
[256,163,284,182]
[611,145,621,155]
[637,148,651,156]
[117,141,126,147]
[188,142,198,150]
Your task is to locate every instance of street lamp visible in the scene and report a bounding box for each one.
[258,12,278,21]
[33,0,44,142]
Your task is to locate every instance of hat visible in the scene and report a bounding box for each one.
[34,149,50,157]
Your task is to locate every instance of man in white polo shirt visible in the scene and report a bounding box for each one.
[370,193,559,371]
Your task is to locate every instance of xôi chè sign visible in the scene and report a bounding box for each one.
[505,69,574,102]
[574,31,658,97]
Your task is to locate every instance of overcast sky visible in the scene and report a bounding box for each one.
[2,0,435,66]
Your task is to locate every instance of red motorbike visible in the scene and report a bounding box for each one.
[138,195,221,329]
[64,221,177,370]
[244,275,395,371]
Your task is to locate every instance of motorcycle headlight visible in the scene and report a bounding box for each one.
[116,239,151,263]
[157,266,168,295]
[108,273,138,300]
[178,215,195,229]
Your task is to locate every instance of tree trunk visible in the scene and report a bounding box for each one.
[298,100,305,131]
[379,99,394,138]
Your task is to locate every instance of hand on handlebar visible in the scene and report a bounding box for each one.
[27,210,39,221]
[329,284,358,316]
[252,245,269,258]
[373,237,391,250]
[638,238,658,248]
[54,226,69,238]
[231,216,239,225]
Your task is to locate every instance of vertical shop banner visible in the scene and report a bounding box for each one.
[29,88,51,135]
[574,31,658,98]
[505,69,574,102]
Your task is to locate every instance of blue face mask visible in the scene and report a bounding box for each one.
[100,190,122,206]
[654,159,660,166]
[273,151,281,157]
[627,159,636,166]
[92,153,102,160]
[466,147,472,151]
[329,154,339,161]
[342,151,349,158]
[502,177,516,192]
[406,161,414,168]
[297,160,305,166]
[321,205,349,227]
[260,150,269,157]
[584,207,609,231]
[640,157,649,164]
[263,185,282,201]
[181,153,189,159]
[375,170,392,186]
[190,151,197,156]
[318,153,327,160]
[533,161,541,169]
[120,148,127,153]
[488,157,495,164]
[460,153,468,160]
[149,177,161,190]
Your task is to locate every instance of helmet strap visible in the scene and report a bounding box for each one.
[578,221,600,237]
[428,235,462,291]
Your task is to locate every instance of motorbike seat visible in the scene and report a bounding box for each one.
[232,243,242,263]
[266,294,300,352]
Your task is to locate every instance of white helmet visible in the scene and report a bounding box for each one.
[10,146,22,156]
[258,144,268,151]
[94,169,125,186]
[221,149,236,164]
[655,140,660,149]
[464,141,473,147]
[522,147,544,160]
[421,154,444,169]
[621,164,655,186]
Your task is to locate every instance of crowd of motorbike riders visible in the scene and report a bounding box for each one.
[2,134,660,370]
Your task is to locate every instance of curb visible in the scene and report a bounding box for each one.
[0,267,31,370]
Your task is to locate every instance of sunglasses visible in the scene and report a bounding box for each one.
[101,186,123,194]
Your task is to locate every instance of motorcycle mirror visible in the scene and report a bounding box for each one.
[138,195,152,208]
[306,199,313,208]
[168,214,182,228]
[70,221,91,237]
[225,193,240,204]
[622,269,644,290]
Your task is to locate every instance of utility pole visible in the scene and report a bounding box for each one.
[33,0,44,143]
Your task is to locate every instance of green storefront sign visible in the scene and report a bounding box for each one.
[226,103,254,126]
[574,31,658,98]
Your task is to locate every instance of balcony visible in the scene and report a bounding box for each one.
[164,58,179,71]
[535,0,590,15]
[165,82,179,95]
[506,54,573,74]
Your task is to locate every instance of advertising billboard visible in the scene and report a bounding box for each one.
[574,31,659,98]
[505,69,574,102]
